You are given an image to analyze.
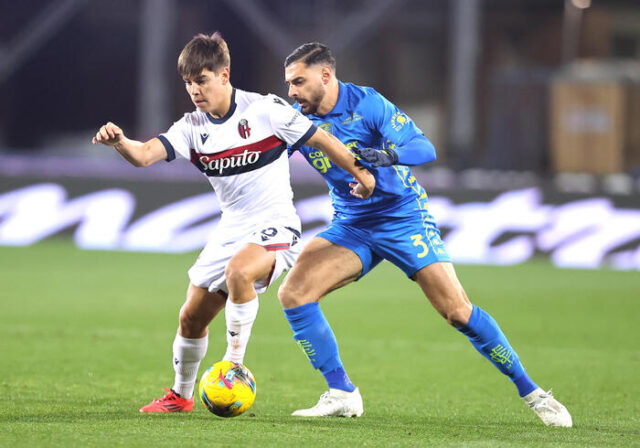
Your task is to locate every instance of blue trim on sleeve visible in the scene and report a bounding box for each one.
[157,135,176,162]
[206,88,237,124]
[291,124,317,149]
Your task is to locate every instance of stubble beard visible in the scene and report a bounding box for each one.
[302,88,325,115]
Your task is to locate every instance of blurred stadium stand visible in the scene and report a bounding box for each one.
[1,0,639,268]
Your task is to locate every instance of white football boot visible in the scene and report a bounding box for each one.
[523,388,572,427]
[292,387,364,417]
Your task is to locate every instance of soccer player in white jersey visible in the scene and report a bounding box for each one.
[92,32,375,413]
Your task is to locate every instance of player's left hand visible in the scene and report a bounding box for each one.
[349,170,375,199]
[352,147,398,167]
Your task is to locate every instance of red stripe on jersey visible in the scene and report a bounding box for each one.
[195,135,283,161]
[190,134,287,177]
[264,243,291,251]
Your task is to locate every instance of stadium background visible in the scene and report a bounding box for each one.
[1,1,639,447]
[1,0,640,268]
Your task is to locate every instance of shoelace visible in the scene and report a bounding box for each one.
[155,388,178,403]
[316,392,338,406]
[531,390,560,414]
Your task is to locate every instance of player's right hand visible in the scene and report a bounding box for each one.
[92,122,124,146]
[349,169,375,200]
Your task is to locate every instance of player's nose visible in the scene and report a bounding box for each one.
[287,84,296,98]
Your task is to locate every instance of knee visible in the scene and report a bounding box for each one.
[277,280,311,309]
[224,263,252,288]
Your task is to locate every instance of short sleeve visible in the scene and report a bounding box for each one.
[158,115,193,162]
[266,95,317,149]
[362,90,423,148]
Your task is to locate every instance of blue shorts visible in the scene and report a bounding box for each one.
[317,206,451,279]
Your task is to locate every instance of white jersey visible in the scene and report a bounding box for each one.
[158,88,316,222]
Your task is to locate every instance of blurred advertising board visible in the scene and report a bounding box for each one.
[1,155,639,271]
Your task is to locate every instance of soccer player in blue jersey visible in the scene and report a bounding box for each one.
[278,42,572,427]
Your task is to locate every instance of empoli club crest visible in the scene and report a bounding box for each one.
[319,122,333,134]
[391,112,409,131]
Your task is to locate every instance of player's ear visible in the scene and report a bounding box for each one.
[321,66,332,85]
[219,66,230,84]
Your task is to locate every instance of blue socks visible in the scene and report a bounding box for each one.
[324,366,355,392]
[458,306,538,397]
[284,302,535,397]
[284,303,355,392]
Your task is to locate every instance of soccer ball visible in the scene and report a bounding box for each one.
[198,361,257,417]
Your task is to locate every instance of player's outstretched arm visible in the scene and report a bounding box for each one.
[92,122,167,167]
[352,135,436,167]
[305,128,375,199]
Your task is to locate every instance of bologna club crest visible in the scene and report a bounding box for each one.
[238,118,251,139]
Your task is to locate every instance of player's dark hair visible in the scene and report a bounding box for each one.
[178,32,230,79]
[284,42,336,70]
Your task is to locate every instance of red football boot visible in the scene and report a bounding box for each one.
[139,388,194,413]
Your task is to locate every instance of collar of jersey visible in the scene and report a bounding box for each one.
[310,80,348,118]
[206,88,237,124]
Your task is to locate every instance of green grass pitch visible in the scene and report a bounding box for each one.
[1,241,638,447]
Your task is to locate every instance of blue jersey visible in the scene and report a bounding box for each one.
[290,81,433,220]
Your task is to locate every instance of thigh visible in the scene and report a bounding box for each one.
[279,237,363,305]
[190,222,299,294]
[316,220,382,278]
[371,209,451,278]
[240,223,302,293]
[226,243,276,282]
[188,238,235,293]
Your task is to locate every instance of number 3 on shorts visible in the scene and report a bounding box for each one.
[410,234,428,258]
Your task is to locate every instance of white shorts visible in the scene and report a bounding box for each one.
[188,218,302,295]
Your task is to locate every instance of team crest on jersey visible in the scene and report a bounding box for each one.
[238,118,251,139]
[391,112,409,131]
[319,122,333,135]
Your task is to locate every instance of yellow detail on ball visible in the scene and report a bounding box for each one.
[198,360,257,417]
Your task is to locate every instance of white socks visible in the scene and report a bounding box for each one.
[223,296,259,364]
[170,297,258,399]
[172,333,208,399]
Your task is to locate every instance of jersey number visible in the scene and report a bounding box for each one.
[261,227,278,241]
[410,234,429,258]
